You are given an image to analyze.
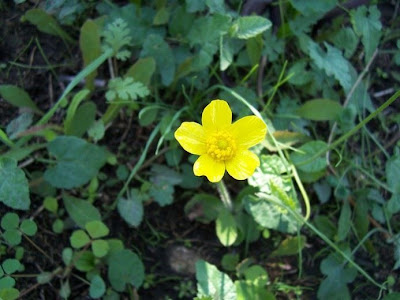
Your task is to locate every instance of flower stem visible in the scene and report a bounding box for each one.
[216,180,233,211]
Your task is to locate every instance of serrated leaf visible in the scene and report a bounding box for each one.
[306,39,351,92]
[297,99,343,121]
[90,275,106,299]
[24,9,73,43]
[140,34,175,86]
[196,260,236,300]
[231,16,272,39]
[0,157,30,210]
[117,190,144,227]
[108,249,145,291]
[331,27,359,59]
[0,85,41,114]
[351,5,382,63]
[85,220,109,239]
[63,194,101,228]
[216,209,238,246]
[102,18,132,56]
[44,136,108,189]
[106,77,149,102]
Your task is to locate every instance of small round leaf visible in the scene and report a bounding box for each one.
[91,239,109,258]
[2,259,21,274]
[52,219,64,233]
[20,219,37,236]
[62,248,73,265]
[43,196,58,214]
[3,229,22,246]
[85,220,109,239]
[0,277,16,290]
[70,230,90,249]
[1,213,19,230]
[89,275,106,298]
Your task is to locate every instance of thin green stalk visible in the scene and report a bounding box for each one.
[112,124,161,209]
[216,180,233,211]
[297,90,400,167]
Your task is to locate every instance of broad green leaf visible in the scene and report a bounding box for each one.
[0,85,41,114]
[288,60,313,86]
[63,194,101,228]
[89,275,106,299]
[243,265,269,287]
[231,16,272,39]
[125,57,156,87]
[2,259,21,274]
[306,39,351,92]
[79,20,102,90]
[196,260,236,300]
[236,281,275,300]
[140,34,175,86]
[64,89,90,133]
[291,141,328,173]
[188,14,231,45]
[270,235,306,257]
[220,36,234,71]
[331,27,359,59]
[221,253,239,271]
[153,7,169,25]
[24,9,73,43]
[216,209,238,247]
[386,153,400,194]
[117,189,144,227]
[318,253,357,300]
[44,136,108,189]
[108,249,145,291]
[0,157,30,210]
[296,99,343,121]
[246,34,263,66]
[138,105,159,126]
[351,5,382,63]
[65,101,96,137]
[149,165,182,206]
[85,220,109,239]
[290,0,337,16]
[20,219,37,236]
[1,213,19,230]
[70,230,90,248]
[185,0,206,13]
[169,5,194,37]
[92,239,110,258]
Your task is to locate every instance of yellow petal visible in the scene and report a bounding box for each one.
[193,154,225,182]
[202,100,232,130]
[175,122,207,155]
[230,116,267,149]
[226,150,260,180]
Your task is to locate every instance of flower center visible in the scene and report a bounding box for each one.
[206,131,237,161]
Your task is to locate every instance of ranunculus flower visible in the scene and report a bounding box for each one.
[174,100,267,182]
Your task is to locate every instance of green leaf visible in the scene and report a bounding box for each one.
[89,275,106,299]
[149,165,182,206]
[59,280,71,299]
[138,105,159,126]
[221,253,239,271]
[184,194,223,224]
[231,16,272,39]
[63,194,101,228]
[296,99,343,121]
[85,220,109,239]
[37,272,53,284]
[386,153,400,194]
[196,260,236,300]
[153,7,169,25]
[6,112,33,139]
[288,60,313,86]
[64,89,90,132]
[337,200,352,241]
[243,265,269,287]
[0,85,41,113]
[88,120,105,142]
[0,277,16,289]
[24,9,73,43]
[20,219,37,236]
[290,0,337,16]
[106,77,149,102]
[185,0,206,12]
[140,34,175,86]
[331,27,359,59]
[80,20,102,90]
[270,235,306,257]
[236,280,274,300]
[43,196,58,214]
[117,190,144,227]
[102,18,132,58]
[2,259,21,274]
[216,209,238,247]
[125,57,156,87]
[0,287,19,300]
[62,248,73,265]
[108,249,145,291]
[188,14,231,45]
[3,229,22,246]
[44,136,108,189]
[351,5,382,63]
[74,251,95,272]
[291,141,328,173]
[0,157,30,210]
[306,39,351,92]
[220,36,234,71]
[92,239,110,258]
[70,230,90,248]
[1,213,19,230]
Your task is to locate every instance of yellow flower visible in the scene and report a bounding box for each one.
[174,100,267,182]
